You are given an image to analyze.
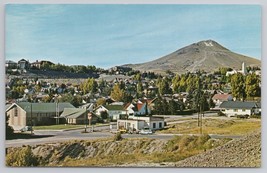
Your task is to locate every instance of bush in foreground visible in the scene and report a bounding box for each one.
[113,132,123,141]
[6,146,39,166]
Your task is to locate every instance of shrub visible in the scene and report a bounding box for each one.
[113,132,123,141]
[6,115,14,139]
[6,146,39,166]
[178,135,195,151]
[196,134,211,146]
[250,114,261,119]
[236,114,249,119]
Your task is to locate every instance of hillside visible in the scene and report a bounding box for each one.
[9,69,99,79]
[124,40,261,74]
[175,130,261,167]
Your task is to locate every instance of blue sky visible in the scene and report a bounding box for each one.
[5,4,261,69]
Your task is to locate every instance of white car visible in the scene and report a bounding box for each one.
[140,127,153,135]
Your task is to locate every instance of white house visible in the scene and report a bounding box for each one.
[124,102,151,118]
[94,105,126,120]
[117,116,165,132]
[219,101,261,117]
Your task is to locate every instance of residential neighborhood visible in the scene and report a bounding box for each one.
[5,58,261,132]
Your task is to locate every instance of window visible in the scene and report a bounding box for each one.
[14,108,18,117]
[159,122,162,128]
[153,123,156,128]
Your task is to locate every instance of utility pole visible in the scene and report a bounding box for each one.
[55,99,59,125]
[30,102,33,135]
[84,110,87,133]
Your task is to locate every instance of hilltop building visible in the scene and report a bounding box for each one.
[5,60,17,68]
[31,60,54,69]
[18,59,30,69]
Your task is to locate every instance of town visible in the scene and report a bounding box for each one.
[4,4,262,168]
[6,58,261,133]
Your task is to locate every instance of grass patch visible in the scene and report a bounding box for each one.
[34,123,109,130]
[47,135,228,167]
[33,124,85,130]
[161,118,261,135]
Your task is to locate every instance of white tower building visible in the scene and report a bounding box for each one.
[242,62,247,75]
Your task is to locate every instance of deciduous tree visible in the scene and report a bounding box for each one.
[245,73,261,98]
[230,73,246,100]
[110,84,126,102]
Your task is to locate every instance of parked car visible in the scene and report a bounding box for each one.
[128,128,138,134]
[119,128,127,134]
[140,127,153,135]
[20,126,32,132]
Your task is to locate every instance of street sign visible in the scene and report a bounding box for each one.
[88,113,92,120]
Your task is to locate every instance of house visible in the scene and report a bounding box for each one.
[212,94,233,108]
[18,59,30,69]
[60,108,87,124]
[124,101,151,118]
[60,103,98,125]
[94,105,126,120]
[144,86,158,96]
[31,60,54,69]
[117,116,165,132]
[5,60,17,68]
[219,101,261,117]
[6,102,75,129]
[109,66,132,74]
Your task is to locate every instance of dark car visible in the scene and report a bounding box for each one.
[20,126,32,132]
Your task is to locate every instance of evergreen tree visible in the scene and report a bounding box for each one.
[136,81,143,98]
[168,99,178,115]
[6,115,14,139]
[153,97,164,115]
[162,99,169,114]
[158,78,171,95]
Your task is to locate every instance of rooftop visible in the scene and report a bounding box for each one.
[219,101,260,109]
[8,102,75,113]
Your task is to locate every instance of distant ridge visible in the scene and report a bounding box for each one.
[123,40,261,74]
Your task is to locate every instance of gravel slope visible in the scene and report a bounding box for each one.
[175,131,261,167]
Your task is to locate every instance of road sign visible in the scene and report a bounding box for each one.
[88,113,92,120]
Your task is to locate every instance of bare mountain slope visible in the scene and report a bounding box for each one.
[125,40,261,74]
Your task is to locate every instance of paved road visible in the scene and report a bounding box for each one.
[6,115,243,148]
[6,129,242,148]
